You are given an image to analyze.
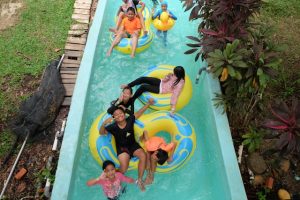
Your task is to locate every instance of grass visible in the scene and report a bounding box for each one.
[0,0,75,157]
[260,0,300,100]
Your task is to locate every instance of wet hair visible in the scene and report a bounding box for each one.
[112,106,125,116]
[123,86,132,94]
[102,160,115,170]
[156,149,168,165]
[173,66,185,86]
[127,6,136,14]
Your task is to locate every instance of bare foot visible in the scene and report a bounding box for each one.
[136,179,145,191]
[106,48,112,57]
[109,28,117,34]
[144,173,153,185]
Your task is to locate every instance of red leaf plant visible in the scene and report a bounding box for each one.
[263,98,300,153]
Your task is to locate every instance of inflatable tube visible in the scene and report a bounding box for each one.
[138,65,193,111]
[89,111,196,173]
[110,6,154,54]
[153,12,175,31]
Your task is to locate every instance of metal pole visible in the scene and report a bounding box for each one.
[0,133,29,199]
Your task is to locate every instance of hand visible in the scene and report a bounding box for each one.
[170,109,175,116]
[167,156,173,163]
[118,93,124,102]
[120,84,128,89]
[104,117,113,126]
[148,98,155,105]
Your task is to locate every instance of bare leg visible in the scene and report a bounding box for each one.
[138,12,147,35]
[133,148,146,191]
[107,31,125,57]
[130,32,139,58]
[145,157,157,185]
[118,153,130,173]
[109,12,125,34]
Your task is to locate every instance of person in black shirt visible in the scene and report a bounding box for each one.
[100,98,154,191]
[107,86,135,115]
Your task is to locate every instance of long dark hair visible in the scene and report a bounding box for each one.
[173,66,185,86]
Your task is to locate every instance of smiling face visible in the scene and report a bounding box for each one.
[122,88,132,101]
[112,109,126,122]
[104,164,116,180]
[126,10,135,20]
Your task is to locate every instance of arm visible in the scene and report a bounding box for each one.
[152,10,161,20]
[99,117,113,135]
[167,142,177,163]
[140,130,149,142]
[170,81,184,113]
[161,73,173,82]
[86,176,105,186]
[134,98,154,119]
[168,11,177,20]
[118,172,135,183]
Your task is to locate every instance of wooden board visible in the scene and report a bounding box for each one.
[76,0,92,4]
[74,8,90,15]
[65,50,83,58]
[65,43,85,51]
[67,37,87,45]
[63,84,75,96]
[61,63,80,68]
[73,18,89,24]
[74,3,91,9]
[68,30,87,36]
[72,14,90,20]
[71,24,89,30]
[62,97,72,106]
[61,74,78,79]
[62,78,77,84]
[63,58,81,64]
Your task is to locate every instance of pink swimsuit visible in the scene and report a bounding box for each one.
[94,172,133,198]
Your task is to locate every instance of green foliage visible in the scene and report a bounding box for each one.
[207,39,249,81]
[35,167,55,184]
[262,0,300,18]
[256,188,270,200]
[0,130,16,157]
[0,0,74,123]
[242,128,264,152]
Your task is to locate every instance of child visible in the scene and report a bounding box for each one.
[110,0,147,36]
[140,130,177,185]
[121,66,185,115]
[107,7,141,58]
[152,1,177,46]
[87,160,135,200]
[107,86,135,115]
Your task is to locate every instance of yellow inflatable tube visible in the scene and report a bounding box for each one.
[89,111,196,173]
[110,6,154,54]
[138,65,193,111]
[153,12,175,31]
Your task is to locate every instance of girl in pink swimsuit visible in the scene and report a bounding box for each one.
[87,160,135,200]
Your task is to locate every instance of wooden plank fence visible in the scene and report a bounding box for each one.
[60,0,93,106]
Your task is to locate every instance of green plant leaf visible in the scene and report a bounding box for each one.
[233,61,248,68]
[227,66,236,77]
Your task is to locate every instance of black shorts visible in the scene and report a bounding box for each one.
[117,142,142,158]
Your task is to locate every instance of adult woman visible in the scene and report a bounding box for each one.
[121,66,185,114]
[99,98,154,191]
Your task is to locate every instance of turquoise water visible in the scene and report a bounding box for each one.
[67,1,233,199]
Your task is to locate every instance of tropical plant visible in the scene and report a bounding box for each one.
[242,128,264,152]
[263,98,300,153]
[206,39,249,82]
[181,0,262,59]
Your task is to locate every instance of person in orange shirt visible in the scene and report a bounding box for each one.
[140,130,177,185]
[107,7,141,58]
